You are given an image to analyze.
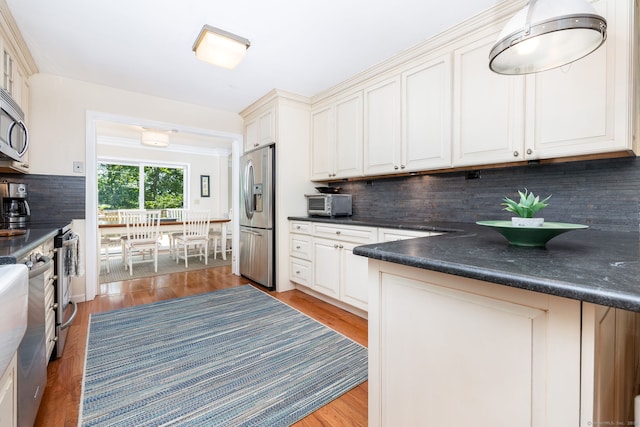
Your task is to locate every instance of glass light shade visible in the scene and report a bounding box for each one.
[193,25,250,70]
[489,0,606,75]
[141,131,170,147]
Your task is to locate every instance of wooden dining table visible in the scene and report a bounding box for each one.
[98,218,231,260]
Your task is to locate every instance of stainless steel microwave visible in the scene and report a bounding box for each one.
[0,88,28,162]
[306,194,352,217]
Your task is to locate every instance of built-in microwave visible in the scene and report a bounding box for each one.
[306,194,352,217]
[0,88,28,163]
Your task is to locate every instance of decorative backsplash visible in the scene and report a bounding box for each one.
[336,156,640,233]
[0,173,85,226]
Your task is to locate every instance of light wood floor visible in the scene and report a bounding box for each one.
[34,266,368,427]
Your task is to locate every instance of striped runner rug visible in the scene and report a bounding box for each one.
[80,285,368,426]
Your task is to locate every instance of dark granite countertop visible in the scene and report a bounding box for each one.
[0,227,61,263]
[288,216,640,312]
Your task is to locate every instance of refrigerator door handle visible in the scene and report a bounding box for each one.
[241,228,263,236]
[243,160,255,220]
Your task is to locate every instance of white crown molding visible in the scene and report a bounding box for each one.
[97,135,231,157]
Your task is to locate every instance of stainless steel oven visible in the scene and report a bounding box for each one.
[52,224,78,360]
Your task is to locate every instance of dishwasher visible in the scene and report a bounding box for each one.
[16,252,52,427]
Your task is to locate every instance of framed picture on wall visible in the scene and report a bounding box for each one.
[200,175,210,197]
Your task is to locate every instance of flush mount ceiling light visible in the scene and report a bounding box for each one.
[141,130,170,147]
[489,0,607,75]
[192,25,250,70]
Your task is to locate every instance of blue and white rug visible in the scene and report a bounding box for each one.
[80,285,368,426]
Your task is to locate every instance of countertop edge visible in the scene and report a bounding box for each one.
[352,245,640,312]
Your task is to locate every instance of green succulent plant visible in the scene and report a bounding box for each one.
[502,189,551,218]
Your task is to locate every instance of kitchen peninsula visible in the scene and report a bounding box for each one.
[350,221,640,426]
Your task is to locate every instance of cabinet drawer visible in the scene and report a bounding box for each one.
[289,258,312,287]
[378,228,443,242]
[290,221,311,234]
[290,233,312,261]
[312,223,377,244]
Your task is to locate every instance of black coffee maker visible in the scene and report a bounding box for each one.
[0,181,30,227]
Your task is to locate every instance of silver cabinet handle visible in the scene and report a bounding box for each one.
[513,151,519,157]
[295,245,301,249]
[400,165,406,169]
[335,231,341,235]
[526,148,533,155]
[394,165,399,170]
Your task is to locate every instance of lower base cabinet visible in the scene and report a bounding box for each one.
[289,221,439,314]
[0,353,17,427]
[367,259,640,427]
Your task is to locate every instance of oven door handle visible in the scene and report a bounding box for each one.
[61,235,79,247]
[59,300,77,330]
[27,255,52,279]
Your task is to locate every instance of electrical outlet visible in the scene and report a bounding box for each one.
[73,161,84,173]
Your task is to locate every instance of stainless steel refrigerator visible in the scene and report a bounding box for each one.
[239,144,275,289]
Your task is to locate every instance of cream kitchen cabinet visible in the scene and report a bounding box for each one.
[310,91,363,181]
[524,0,636,160]
[0,353,17,427]
[289,220,377,313]
[289,221,312,287]
[363,76,401,175]
[311,223,376,311]
[368,260,582,427]
[452,32,526,167]
[244,104,276,152]
[400,55,452,172]
[363,54,453,176]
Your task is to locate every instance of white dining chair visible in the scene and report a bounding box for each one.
[174,210,210,267]
[164,209,185,258]
[122,210,161,275]
[209,221,232,260]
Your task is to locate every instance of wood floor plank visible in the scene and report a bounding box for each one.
[33,266,368,426]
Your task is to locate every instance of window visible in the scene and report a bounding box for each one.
[98,161,186,210]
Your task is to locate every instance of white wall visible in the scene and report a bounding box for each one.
[28,73,243,176]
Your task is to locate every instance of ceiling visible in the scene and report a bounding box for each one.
[5,0,500,114]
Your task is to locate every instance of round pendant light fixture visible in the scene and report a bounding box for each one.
[489,0,607,75]
[141,130,170,147]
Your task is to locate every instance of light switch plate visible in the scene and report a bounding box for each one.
[73,161,84,173]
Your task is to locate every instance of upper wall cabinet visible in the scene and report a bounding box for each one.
[244,104,276,152]
[401,55,452,171]
[524,0,634,159]
[362,56,455,176]
[453,0,635,166]
[310,91,363,180]
[452,33,525,166]
[363,76,401,175]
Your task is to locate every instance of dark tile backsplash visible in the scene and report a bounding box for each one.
[2,157,639,232]
[336,157,640,233]
[0,173,85,227]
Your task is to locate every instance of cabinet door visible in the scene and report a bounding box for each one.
[370,265,581,427]
[364,76,401,175]
[311,238,340,299]
[524,0,631,159]
[244,119,258,152]
[340,242,368,311]
[334,92,363,179]
[310,105,334,180]
[402,55,452,171]
[452,34,525,166]
[257,109,276,147]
